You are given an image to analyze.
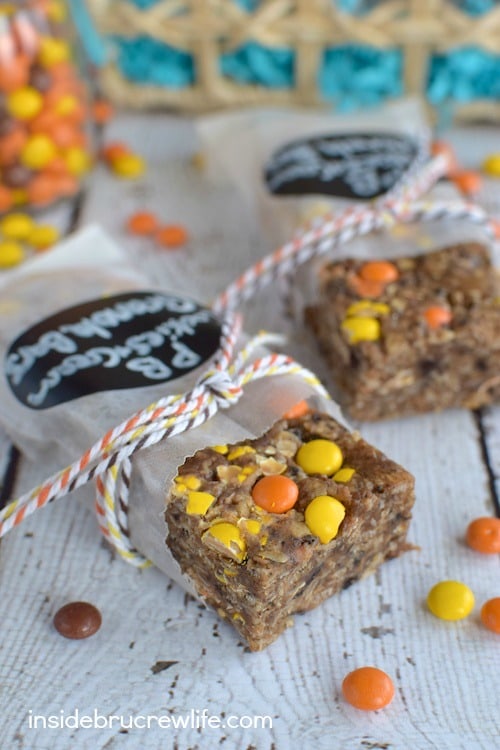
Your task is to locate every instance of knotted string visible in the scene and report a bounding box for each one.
[0,312,329,566]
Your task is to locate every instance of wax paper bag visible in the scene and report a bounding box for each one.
[0,226,342,584]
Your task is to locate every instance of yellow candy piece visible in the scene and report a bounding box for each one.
[54,94,79,117]
[212,444,228,455]
[182,475,201,490]
[427,580,475,621]
[227,445,255,461]
[38,37,70,67]
[28,224,61,251]
[333,467,355,483]
[0,212,34,240]
[202,522,247,562]
[482,154,500,178]
[21,134,57,170]
[305,495,346,544]
[6,87,43,120]
[341,316,381,344]
[296,439,343,476]
[12,189,28,206]
[241,519,261,535]
[186,491,215,516]
[111,153,146,179]
[346,300,390,317]
[64,147,92,177]
[47,0,67,23]
[0,240,25,268]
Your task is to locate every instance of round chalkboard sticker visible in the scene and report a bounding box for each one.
[264,132,419,200]
[5,291,222,410]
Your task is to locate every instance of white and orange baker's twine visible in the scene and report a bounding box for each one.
[213,153,497,314]
[1,151,497,567]
[0,312,329,567]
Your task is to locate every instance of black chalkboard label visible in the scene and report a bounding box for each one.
[5,292,222,410]
[264,132,419,200]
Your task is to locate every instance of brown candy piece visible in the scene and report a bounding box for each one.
[3,163,33,188]
[0,115,17,138]
[53,601,102,640]
[30,65,53,93]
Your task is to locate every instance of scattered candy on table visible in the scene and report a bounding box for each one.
[451,170,482,196]
[126,210,159,236]
[426,580,475,621]
[465,517,500,554]
[154,224,189,249]
[101,140,146,179]
[110,151,146,179]
[124,211,190,250]
[480,598,500,634]
[342,667,395,711]
[53,601,102,640]
[482,154,500,178]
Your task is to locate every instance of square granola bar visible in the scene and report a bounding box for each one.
[306,243,500,420]
[165,411,414,650]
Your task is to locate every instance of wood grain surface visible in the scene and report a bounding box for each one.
[0,115,499,750]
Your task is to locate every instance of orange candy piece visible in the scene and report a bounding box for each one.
[251,475,299,514]
[282,400,311,420]
[0,55,30,94]
[348,273,384,299]
[101,141,130,164]
[466,517,500,554]
[431,140,459,175]
[92,98,114,125]
[126,211,159,236]
[155,224,189,249]
[423,305,453,329]
[26,175,57,206]
[0,127,28,165]
[481,598,500,634]
[451,170,482,196]
[0,185,14,213]
[342,667,395,711]
[359,261,399,284]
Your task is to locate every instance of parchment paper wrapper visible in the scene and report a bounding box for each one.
[292,195,498,322]
[0,227,344,595]
[196,97,431,249]
[285,187,498,417]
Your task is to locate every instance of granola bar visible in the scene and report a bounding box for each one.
[306,243,500,421]
[165,411,414,651]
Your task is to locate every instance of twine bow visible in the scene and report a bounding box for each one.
[0,313,328,566]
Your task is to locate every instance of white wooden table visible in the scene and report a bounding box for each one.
[1,114,499,750]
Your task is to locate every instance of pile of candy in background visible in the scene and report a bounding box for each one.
[0,0,191,268]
